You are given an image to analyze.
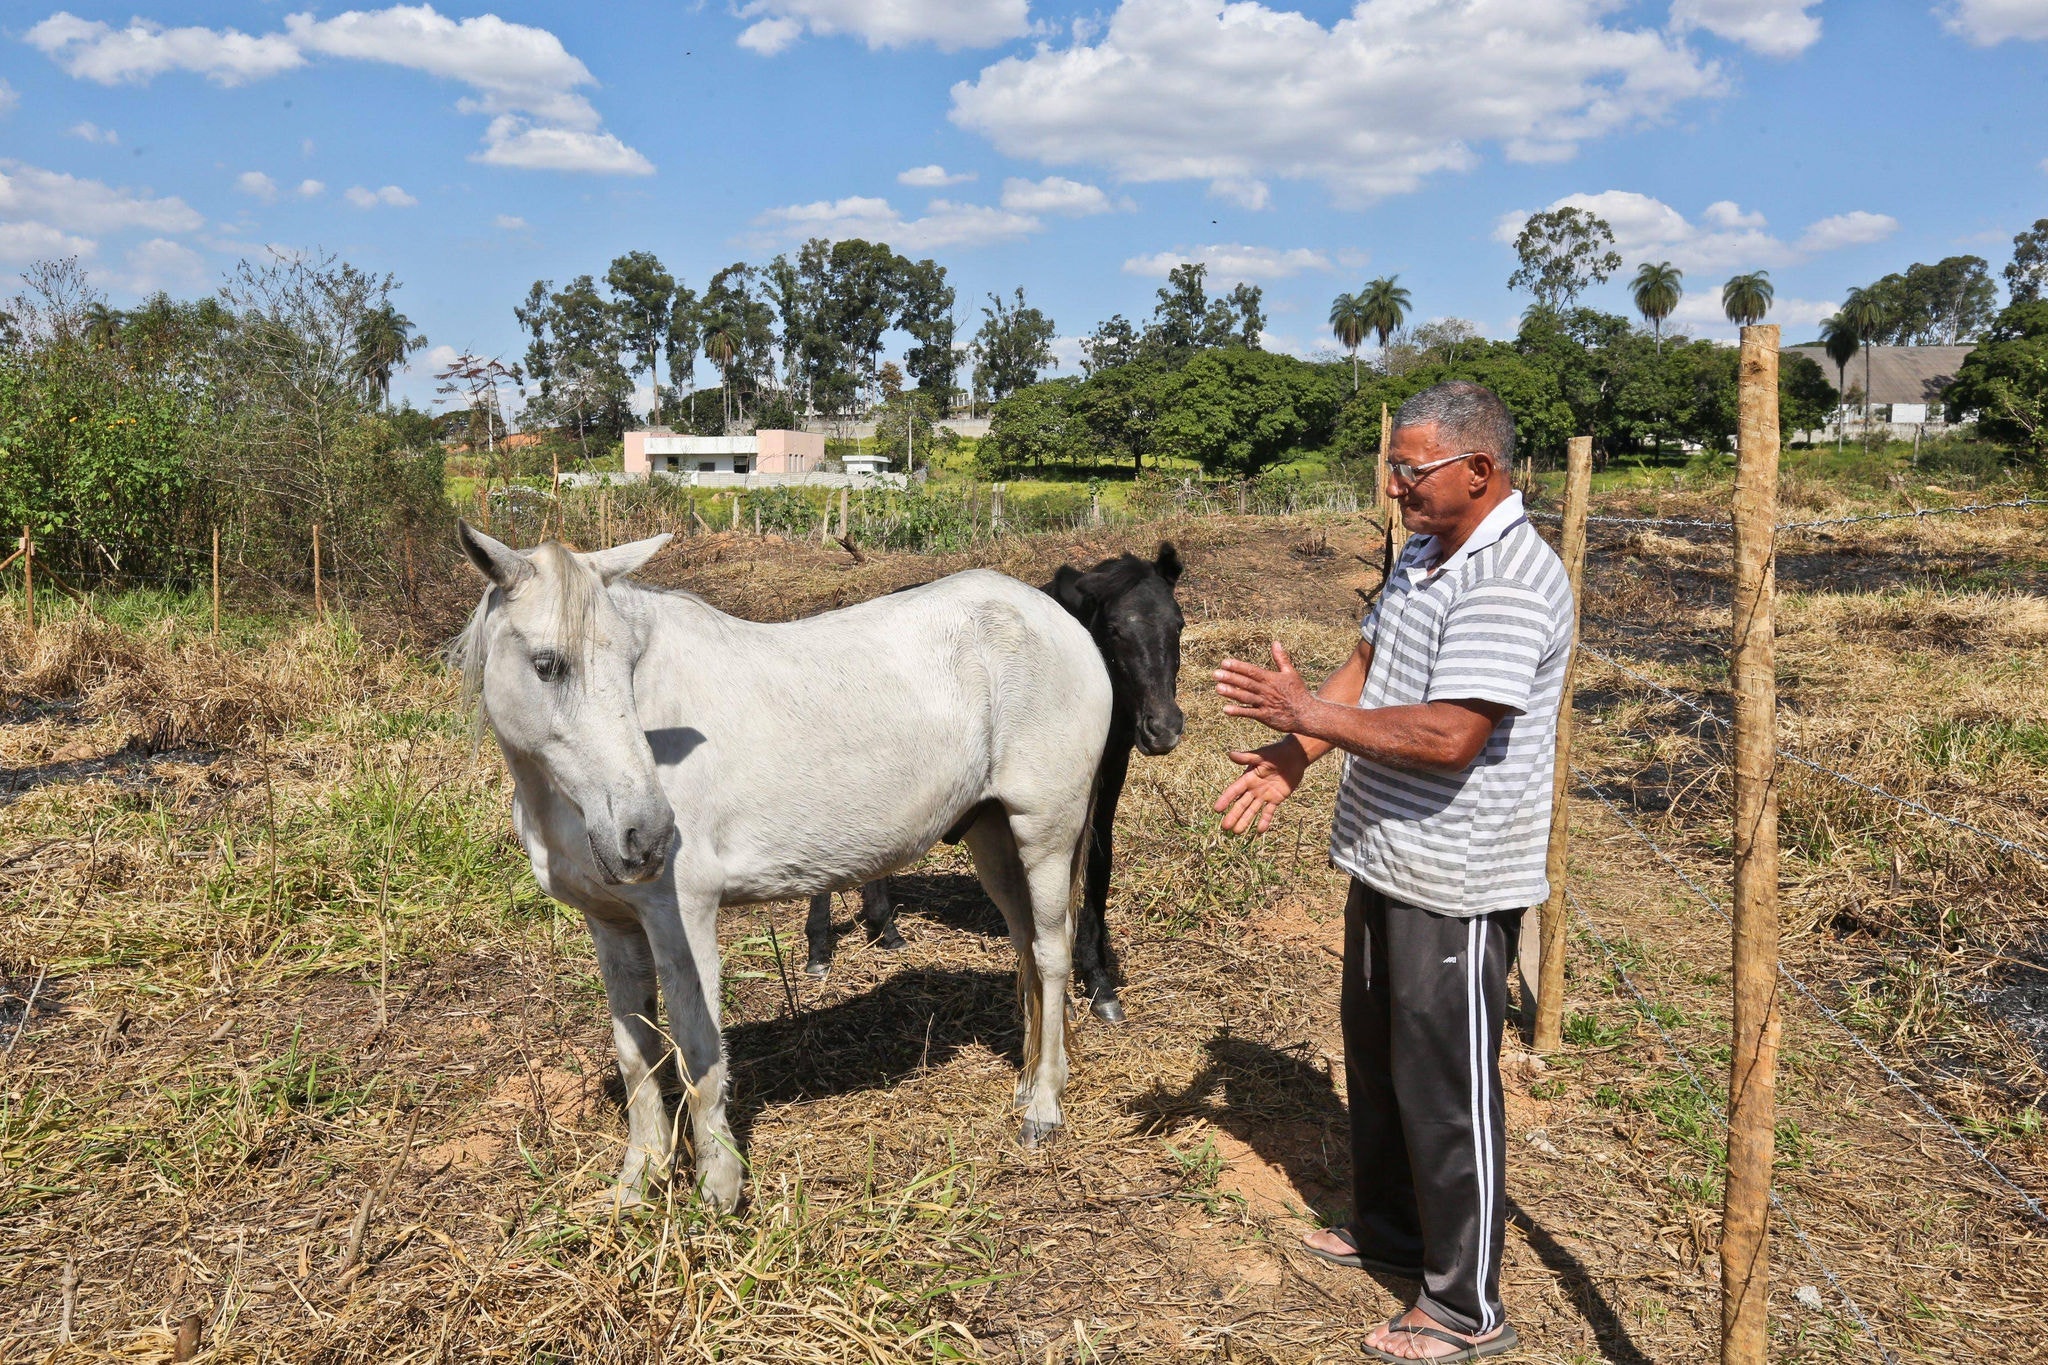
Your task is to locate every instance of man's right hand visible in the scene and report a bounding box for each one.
[1215,738,1309,834]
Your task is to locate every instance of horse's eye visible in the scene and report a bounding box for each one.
[532,650,567,682]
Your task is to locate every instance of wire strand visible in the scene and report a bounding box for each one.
[1562,888,1900,1360]
[1570,766,2048,1228]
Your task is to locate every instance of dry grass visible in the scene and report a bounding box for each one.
[4,504,2046,1362]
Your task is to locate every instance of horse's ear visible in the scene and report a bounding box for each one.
[1050,564,1100,626]
[583,533,672,585]
[1155,541,1183,586]
[458,520,531,590]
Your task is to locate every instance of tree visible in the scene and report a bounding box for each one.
[516,274,632,460]
[1359,276,1411,368]
[1818,314,1860,449]
[1150,349,1342,476]
[666,281,700,422]
[898,255,958,405]
[605,251,674,424]
[983,377,1078,474]
[1082,314,1142,375]
[1840,285,1889,428]
[972,288,1056,406]
[696,263,777,425]
[1507,207,1621,310]
[1721,271,1774,327]
[433,352,523,459]
[1779,352,1838,439]
[1630,262,1683,352]
[1946,299,2048,462]
[1328,292,1367,390]
[1411,318,1481,363]
[1853,257,1998,345]
[2007,219,2048,305]
[1142,262,1261,359]
[350,301,427,405]
[702,328,738,427]
[1071,358,1168,472]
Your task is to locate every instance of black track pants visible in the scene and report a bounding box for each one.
[1341,878,1521,1337]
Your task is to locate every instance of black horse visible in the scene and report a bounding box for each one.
[804,544,1187,1022]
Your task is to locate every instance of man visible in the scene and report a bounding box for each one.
[1211,382,1571,1362]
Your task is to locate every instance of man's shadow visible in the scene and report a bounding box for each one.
[1126,1031,1652,1365]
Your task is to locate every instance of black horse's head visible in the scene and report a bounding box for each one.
[1049,543,1187,756]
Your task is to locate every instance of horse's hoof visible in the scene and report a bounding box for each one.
[1018,1118,1060,1150]
[1090,994,1127,1024]
[874,931,906,951]
[804,961,830,980]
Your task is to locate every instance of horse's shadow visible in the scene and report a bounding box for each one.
[720,966,1022,1142]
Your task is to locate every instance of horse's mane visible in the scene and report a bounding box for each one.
[1073,552,1166,599]
[448,542,607,738]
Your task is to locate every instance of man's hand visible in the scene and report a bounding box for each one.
[1214,738,1309,834]
[1215,642,1319,736]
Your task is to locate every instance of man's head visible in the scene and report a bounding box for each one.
[1386,381,1516,539]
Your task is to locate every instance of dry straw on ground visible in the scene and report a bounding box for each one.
[3,496,2045,1361]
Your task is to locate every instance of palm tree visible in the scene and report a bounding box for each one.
[1630,262,1683,352]
[83,302,125,353]
[1328,292,1367,391]
[1818,314,1860,450]
[1359,276,1411,371]
[1721,271,1774,328]
[351,303,426,405]
[1839,286,1889,434]
[702,328,738,427]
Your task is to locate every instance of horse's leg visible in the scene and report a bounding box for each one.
[804,892,835,979]
[966,805,1084,1148]
[1074,739,1132,1023]
[860,879,904,950]
[584,915,670,1208]
[639,892,743,1210]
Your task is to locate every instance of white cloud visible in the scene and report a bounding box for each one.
[234,170,279,202]
[1669,290,1838,336]
[0,81,20,115]
[899,164,976,187]
[1796,210,1899,252]
[26,12,305,85]
[0,159,203,234]
[344,184,418,208]
[1208,177,1271,210]
[0,220,97,264]
[296,178,325,198]
[999,175,1125,216]
[27,5,651,175]
[69,120,118,144]
[1940,0,2048,44]
[494,213,529,230]
[753,195,1042,251]
[422,342,461,371]
[1122,243,1333,283]
[737,17,805,54]
[1495,190,1894,276]
[736,0,1029,53]
[473,117,654,175]
[301,137,315,157]
[950,0,1723,204]
[1670,0,1822,57]
[116,236,206,292]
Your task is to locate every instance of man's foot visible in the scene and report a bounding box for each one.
[1361,1307,1515,1361]
[1299,1227,1423,1278]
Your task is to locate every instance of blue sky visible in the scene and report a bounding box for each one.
[2,0,2044,414]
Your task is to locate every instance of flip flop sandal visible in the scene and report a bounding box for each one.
[1300,1228,1425,1279]
[1361,1321,1519,1362]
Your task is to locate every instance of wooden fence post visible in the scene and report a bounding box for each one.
[992,483,1005,530]
[1377,403,1402,583]
[211,526,221,637]
[312,522,324,617]
[1722,323,1783,1365]
[731,494,742,532]
[21,526,33,637]
[1531,434,1593,1049]
[837,486,849,539]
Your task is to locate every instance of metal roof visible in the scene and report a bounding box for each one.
[1783,344,1975,405]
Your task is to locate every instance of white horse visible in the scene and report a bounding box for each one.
[452,524,1111,1209]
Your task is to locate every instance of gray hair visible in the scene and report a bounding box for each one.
[1391,381,1516,472]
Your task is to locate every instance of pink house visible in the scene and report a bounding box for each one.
[623,428,826,477]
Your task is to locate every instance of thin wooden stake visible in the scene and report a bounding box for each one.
[837,485,849,539]
[731,494,741,532]
[211,525,221,637]
[1531,435,1592,1050]
[1377,404,1401,581]
[1722,323,1782,1365]
[21,525,33,637]
[311,522,324,617]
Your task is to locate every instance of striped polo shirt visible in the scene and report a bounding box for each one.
[1330,491,1575,917]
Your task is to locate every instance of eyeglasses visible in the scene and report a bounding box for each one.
[1387,451,1477,487]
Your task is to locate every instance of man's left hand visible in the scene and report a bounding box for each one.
[1215,642,1320,736]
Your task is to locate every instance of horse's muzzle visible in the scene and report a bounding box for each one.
[594,821,675,884]
[1135,707,1185,757]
